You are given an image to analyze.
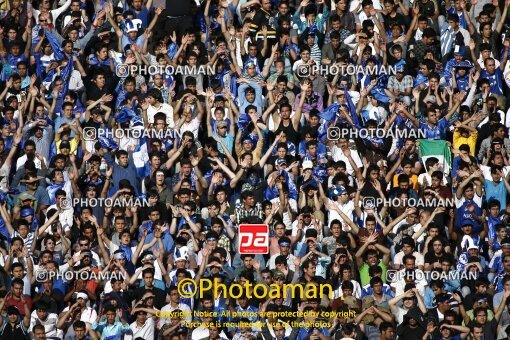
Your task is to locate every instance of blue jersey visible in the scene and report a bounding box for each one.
[456,198,483,233]
[481,68,504,96]
[420,117,449,139]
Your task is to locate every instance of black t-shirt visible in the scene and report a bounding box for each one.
[235,164,264,201]
[360,178,388,202]
[383,12,407,31]
[417,0,435,17]
[165,0,192,17]
[0,321,29,340]
[396,324,426,340]
[424,251,442,265]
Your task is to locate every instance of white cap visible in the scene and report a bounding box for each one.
[302,160,313,170]
[76,292,88,300]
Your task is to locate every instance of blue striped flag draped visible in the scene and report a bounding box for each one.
[115,89,127,108]
[133,139,150,179]
[114,107,137,124]
[318,103,339,122]
[47,182,65,205]
[45,29,64,61]
[60,55,74,97]
[98,135,119,150]
[344,87,362,129]
[167,43,178,60]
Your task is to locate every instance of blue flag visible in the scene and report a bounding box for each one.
[60,55,74,97]
[45,29,64,61]
[47,182,65,205]
[344,87,362,129]
[318,103,339,122]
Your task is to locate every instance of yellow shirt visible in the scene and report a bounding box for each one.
[55,136,80,155]
[453,129,478,157]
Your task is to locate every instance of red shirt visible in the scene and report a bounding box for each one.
[6,296,31,317]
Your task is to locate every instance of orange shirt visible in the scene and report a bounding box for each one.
[392,173,419,191]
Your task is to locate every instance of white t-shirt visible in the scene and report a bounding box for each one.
[331,146,363,176]
[393,251,425,268]
[178,117,200,140]
[479,164,510,182]
[455,193,483,208]
[125,317,155,340]
[29,311,60,338]
[61,306,97,324]
[147,103,175,128]
[328,200,355,229]
[291,221,315,243]
[159,303,193,328]
[16,154,46,170]
[268,253,296,272]
[332,279,362,299]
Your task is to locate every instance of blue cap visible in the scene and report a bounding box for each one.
[20,207,34,218]
[81,251,92,258]
[328,185,346,199]
[276,158,287,166]
[454,60,473,69]
[454,45,465,55]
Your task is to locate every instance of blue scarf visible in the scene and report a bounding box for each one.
[119,244,133,262]
[47,182,65,205]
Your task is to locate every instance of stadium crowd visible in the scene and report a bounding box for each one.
[0,0,509,338]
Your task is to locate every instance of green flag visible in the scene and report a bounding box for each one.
[418,139,452,175]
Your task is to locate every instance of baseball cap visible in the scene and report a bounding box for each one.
[20,207,34,217]
[273,270,285,279]
[81,250,92,258]
[125,18,142,33]
[461,220,474,228]
[76,292,88,300]
[175,256,188,262]
[302,160,313,170]
[216,120,227,128]
[328,185,346,199]
[276,158,287,166]
[453,45,465,55]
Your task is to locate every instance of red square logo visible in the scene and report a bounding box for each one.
[239,224,269,254]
